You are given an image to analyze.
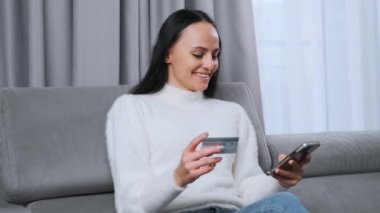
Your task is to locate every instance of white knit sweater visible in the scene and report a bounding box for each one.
[106,84,282,213]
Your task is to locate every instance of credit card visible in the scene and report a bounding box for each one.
[201,137,239,154]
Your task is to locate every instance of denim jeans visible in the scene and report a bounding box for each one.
[182,192,310,213]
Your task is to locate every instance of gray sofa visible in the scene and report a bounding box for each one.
[0,82,379,213]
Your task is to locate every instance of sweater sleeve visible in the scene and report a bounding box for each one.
[106,95,184,213]
[233,106,284,205]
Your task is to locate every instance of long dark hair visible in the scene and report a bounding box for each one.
[130,9,222,98]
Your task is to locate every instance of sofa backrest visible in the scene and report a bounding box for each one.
[0,82,270,205]
[0,85,131,204]
[215,82,271,170]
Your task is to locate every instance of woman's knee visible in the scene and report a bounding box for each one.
[238,192,309,213]
[274,192,308,213]
[276,192,300,203]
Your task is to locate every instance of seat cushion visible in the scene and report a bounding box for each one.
[27,193,115,213]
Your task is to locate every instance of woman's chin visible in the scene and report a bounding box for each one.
[193,83,209,92]
[186,79,210,92]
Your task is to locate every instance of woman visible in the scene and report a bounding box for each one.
[106,9,310,213]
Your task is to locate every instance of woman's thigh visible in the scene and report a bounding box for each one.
[237,192,309,213]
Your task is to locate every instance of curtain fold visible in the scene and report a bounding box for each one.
[0,0,120,87]
[43,0,73,86]
[72,0,119,86]
[213,0,264,125]
[0,0,73,87]
[119,0,184,85]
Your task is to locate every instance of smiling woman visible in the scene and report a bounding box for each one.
[130,9,222,98]
[106,9,310,213]
[165,22,220,92]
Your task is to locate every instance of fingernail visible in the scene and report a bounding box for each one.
[275,169,279,173]
[218,145,224,150]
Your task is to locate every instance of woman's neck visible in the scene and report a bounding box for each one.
[152,83,204,107]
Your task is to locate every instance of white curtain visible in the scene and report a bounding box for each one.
[252,0,380,134]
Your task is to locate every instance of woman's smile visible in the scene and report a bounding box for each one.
[193,71,212,80]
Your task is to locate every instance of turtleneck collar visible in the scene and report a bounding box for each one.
[152,84,205,107]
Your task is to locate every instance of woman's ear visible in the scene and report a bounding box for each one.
[165,49,172,64]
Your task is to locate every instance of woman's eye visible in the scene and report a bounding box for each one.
[212,55,218,60]
[193,54,203,59]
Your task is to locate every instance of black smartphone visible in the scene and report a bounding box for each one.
[266,141,320,175]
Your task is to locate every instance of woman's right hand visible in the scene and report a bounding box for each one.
[173,132,223,187]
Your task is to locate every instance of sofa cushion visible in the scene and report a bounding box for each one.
[267,131,380,177]
[289,172,380,213]
[0,86,130,204]
[27,193,115,213]
[0,202,30,213]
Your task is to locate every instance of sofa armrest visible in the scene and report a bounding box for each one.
[266,130,380,177]
[0,202,30,213]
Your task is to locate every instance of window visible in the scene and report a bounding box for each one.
[252,0,380,134]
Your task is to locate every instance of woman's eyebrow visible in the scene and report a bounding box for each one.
[191,46,220,52]
[191,46,208,51]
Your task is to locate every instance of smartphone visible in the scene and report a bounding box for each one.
[201,137,239,154]
[266,141,320,175]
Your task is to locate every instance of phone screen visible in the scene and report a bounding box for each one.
[266,141,320,175]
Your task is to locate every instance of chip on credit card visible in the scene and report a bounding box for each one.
[201,137,239,154]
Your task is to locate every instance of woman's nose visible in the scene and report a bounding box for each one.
[202,55,215,70]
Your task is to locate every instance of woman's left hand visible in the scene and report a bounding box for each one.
[271,154,311,188]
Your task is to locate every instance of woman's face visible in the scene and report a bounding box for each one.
[165,21,220,92]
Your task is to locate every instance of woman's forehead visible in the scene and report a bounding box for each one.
[176,22,219,49]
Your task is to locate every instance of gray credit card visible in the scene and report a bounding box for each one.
[201,137,239,154]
